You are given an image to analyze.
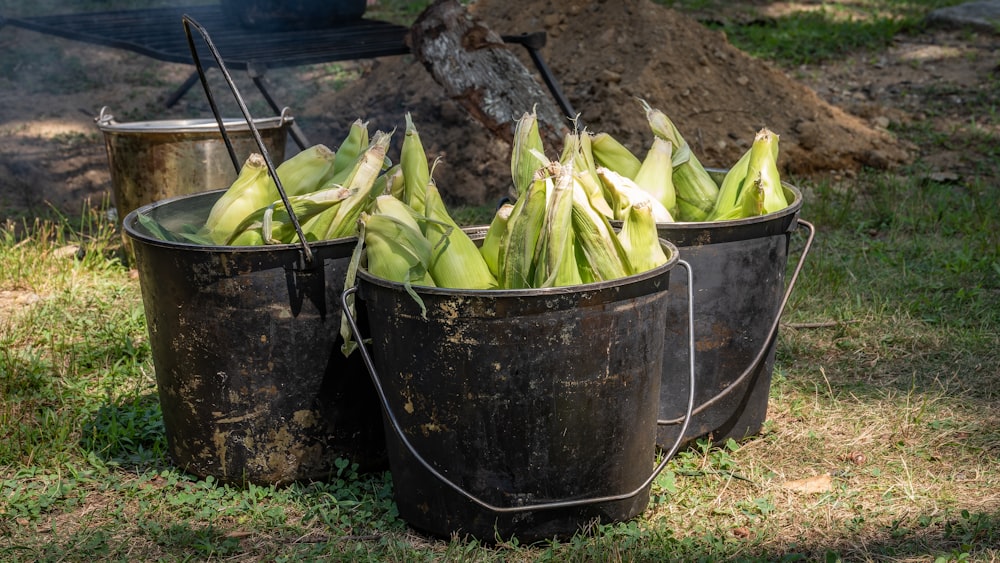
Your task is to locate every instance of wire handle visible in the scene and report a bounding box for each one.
[657,218,815,427]
[340,259,696,515]
[181,14,314,266]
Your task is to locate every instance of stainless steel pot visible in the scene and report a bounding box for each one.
[95,106,293,227]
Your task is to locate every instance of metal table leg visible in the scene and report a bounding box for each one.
[247,62,311,150]
[502,32,578,122]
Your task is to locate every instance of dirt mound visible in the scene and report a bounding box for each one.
[309,0,910,207]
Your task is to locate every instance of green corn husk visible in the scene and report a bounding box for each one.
[673,161,718,222]
[571,175,629,282]
[226,185,354,245]
[342,197,433,354]
[271,143,337,197]
[638,98,719,222]
[330,119,370,182]
[707,146,752,221]
[361,196,436,288]
[590,131,641,179]
[299,131,392,241]
[498,174,548,289]
[564,132,615,219]
[576,166,618,218]
[422,181,498,290]
[386,164,405,201]
[510,108,546,201]
[597,166,674,223]
[533,162,580,288]
[321,132,392,240]
[617,199,669,275]
[204,153,277,245]
[739,128,788,217]
[401,113,430,215]
[633,136,677,216]
[706,127,787,221]
[479,202,513,279]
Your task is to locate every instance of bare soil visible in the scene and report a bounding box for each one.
[0,0,995,217]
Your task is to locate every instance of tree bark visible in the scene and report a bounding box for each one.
[407,0,569,146]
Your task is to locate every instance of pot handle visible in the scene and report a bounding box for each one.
[95,106,115,128]
[657,218,816,427]
[340,259,697,515]
[180,15,315,266]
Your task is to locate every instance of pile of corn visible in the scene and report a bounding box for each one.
[146,101,789,292]
[355,113,670,292]
[201,118,390,246]
[178,112,673,293]
[521,98,790,226]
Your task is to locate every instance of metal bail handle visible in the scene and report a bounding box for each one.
[658,218,816,427]
[180,15,314,266]
[340,259,697,515]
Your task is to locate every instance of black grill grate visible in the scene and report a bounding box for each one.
[5,5,411,69]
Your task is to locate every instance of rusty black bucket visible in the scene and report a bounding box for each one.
[123,190,386,487]
[655,176,814,449]
[341,242,696,542]
[119,13,384,486]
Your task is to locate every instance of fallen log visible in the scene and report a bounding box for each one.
[407,0,570,146]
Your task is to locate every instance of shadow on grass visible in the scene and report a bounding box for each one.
[752,508,1000,562]
[80,391,169,468]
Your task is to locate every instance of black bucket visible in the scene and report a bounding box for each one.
[655,177,814,449]
[342,241,695,542]
[123,190,386,486]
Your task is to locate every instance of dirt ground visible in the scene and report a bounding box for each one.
[0,0,996,218]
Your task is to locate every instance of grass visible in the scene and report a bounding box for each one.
[2,1,999,561]
[655,0,970,66]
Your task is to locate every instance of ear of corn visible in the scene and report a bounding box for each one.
[510,108,546,201]
[479,202,514,278]
[617,200,669,275]
[534,163,580,287]
[228,227,266,246]
[571,175,629,282]
[277,186,354,242]
[330,119,370,181]
[401,113,430,215]
[633,136,677,217]
[576,130,599,183]
[421,182,498,289]
[594,166,629,221]
[597,166,675,223]
[298,130,391,240]
[562,133,615,219]
[361,197,436,288]
[638,99,719,222]
[317,130,393,240]
[672,160,718,222]
[204,153,277,244]
[707,146,752,221]
[740,128,788,217]
[227,185,354,245]
[385,164,405,200]
[274,143,337,197]
[498,174,548,289]
[590,131,641,179]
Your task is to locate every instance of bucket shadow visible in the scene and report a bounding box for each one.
[80,391,170,468]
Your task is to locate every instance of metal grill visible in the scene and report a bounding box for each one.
[3,5,411,69]
[1,4,575,147]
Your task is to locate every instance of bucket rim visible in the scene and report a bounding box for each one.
[122,189,357,254]
[655,173,803,229]
[94,106,295,135]
[356,238,680,298]
[96,112,293,134]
